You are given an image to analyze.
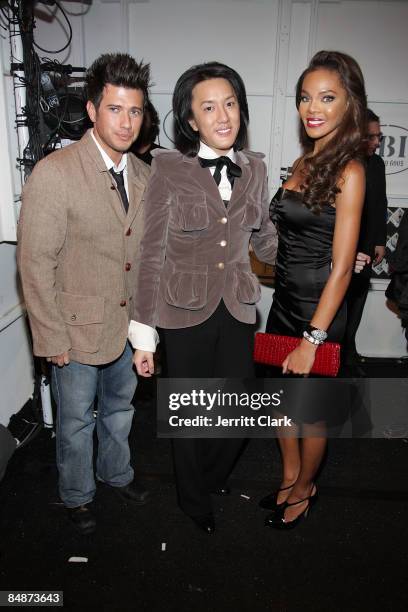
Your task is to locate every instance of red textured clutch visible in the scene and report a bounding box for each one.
[254,332,341,377]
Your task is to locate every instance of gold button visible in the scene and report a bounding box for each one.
[70,314,77,321]
[217,262,225,270]
[220,240,227,247]
[220,217,228,224]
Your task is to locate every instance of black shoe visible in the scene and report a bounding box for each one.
[265,487,318,530]
[67,505,96,535]
[259,482,295,510]
[190,513,215,534]
[113,481,150,505]
[211,486,230,496]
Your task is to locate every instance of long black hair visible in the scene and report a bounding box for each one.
[172,61,249,156]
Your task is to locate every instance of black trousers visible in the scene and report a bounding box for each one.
[344,274,371,358]
[159,301,254,517]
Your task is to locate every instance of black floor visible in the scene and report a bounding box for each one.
[1,367,408,612]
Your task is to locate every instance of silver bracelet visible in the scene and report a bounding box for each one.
[305,325,328,343]
[303,330,323,346]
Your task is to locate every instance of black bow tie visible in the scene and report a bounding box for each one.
[109,168,129,213]
[198,155,242,187]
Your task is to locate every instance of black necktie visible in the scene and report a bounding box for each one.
[110,168,129,213]
[198,155,242,188]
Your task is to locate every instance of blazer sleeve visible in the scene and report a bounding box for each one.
[130,159,171,329]
[17,158,71,357]
[250,168,278,265]
[374,156,388,247]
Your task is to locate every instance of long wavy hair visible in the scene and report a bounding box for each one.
[295,51,367,213]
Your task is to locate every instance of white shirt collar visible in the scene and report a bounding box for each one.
[91,129,127,173]
[198,141,235,162]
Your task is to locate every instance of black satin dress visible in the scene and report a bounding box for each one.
[265,188,347,425]
[266,188,346,342]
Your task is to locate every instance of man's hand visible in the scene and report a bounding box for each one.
[133,349,155,377]
[373,245,386,265]
[46,351,70,367]
[354,252,371,274]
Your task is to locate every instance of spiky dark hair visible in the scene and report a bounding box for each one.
[86,53,151,109]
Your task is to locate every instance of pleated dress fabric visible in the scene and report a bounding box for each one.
[265,188,348,426]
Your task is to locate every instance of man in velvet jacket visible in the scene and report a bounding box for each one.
[130,62,278,534]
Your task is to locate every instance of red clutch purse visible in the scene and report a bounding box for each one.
[254,332,341,377]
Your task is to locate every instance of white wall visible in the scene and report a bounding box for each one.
[0,27,34,425]
[0,243,34,424]
[0,28,17,241]
[30,0,408,195]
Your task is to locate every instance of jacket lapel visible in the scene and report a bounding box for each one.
[126,156,147,225]
[81,130,126,224]
[182,151,252,211]
[228,150,252,209]
[81,130,149,225]
[183,155,221,202]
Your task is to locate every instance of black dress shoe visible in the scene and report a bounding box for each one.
[259,482,295,510]
[67,505,96,535]
[211,486,230,496]
[113,481,150,505]
[265,487,318,530]
[190,513,215,534]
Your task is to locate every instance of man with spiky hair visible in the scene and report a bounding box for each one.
[17,53,151,534]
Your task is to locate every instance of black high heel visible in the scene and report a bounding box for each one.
[258,482,296,511]
[265,487,318,530]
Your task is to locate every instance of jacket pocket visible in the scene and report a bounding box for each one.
[235,263,261,304]
[177,193,209,231]
[165,263,208,310]
[58,291,105,353]
[240,197,262,231]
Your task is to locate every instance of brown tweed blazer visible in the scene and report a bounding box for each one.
[131,148,278,330]
[17,129,150,365]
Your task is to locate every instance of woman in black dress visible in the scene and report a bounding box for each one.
[262,51,367,529]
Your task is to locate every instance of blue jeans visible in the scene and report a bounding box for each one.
[52,342,137,508]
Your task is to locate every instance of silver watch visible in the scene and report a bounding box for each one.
[306,325,328,343]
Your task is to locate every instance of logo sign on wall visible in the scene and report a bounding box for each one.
[379,125,408,175]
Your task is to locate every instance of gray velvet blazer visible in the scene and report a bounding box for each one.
[131,148,278,330]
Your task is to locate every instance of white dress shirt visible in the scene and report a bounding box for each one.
[198,141,236,202]
[128,141,236,352]
[91,130,129,197]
